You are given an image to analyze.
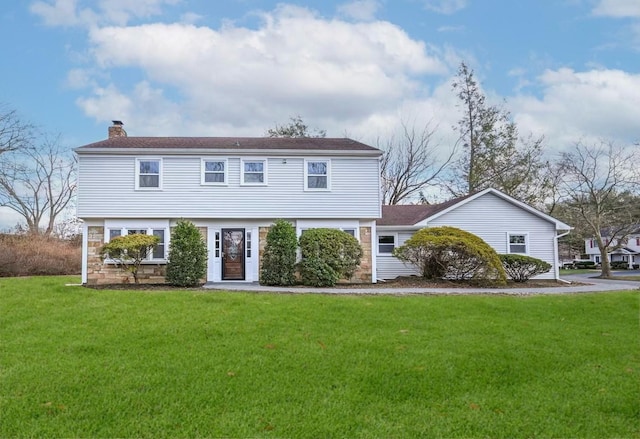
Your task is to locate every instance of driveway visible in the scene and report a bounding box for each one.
[205,273,640,295]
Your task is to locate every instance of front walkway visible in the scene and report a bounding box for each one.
[204,274,640,295]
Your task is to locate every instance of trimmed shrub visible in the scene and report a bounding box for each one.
[260,220,298,286]
[100,234,159,284]
[298,228,363,287]
[392,226,507,283]
[574,260,596,269]
[297,257,337,287]
[166,220,208,287]
[610,261,629,270]
[499,254,551,282]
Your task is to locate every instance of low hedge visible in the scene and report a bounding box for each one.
[499,254,551,282]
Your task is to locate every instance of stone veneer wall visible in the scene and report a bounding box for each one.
[350,226,373,283]
[85,225,207,285]
[256,225,373,284]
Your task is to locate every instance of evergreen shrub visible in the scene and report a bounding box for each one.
[499,254,551,282]
[260,220,298,286]
[166,220,207,287]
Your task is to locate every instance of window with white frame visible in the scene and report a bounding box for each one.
[107,226,168,261]
[202,159,227,185]
[136,158,162,189]
[305,159,330,190]
[241,159,267,185]
[300,227,358,240]
[378,235,396,254]
[508,233,527,254]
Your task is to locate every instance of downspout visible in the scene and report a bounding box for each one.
[555,230,571,282]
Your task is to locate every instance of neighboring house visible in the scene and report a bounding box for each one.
[76,121,382,284]
[76,122,572,285]
[376,188,572,281]
[584,226,640,269]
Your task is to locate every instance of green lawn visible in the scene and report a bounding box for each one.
[559,268,600,275]
[1,276,638,438]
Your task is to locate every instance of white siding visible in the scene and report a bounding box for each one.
[428,193,558,279]
[376,193,560,280]
[77,155,380,219]
[376,232,420,280]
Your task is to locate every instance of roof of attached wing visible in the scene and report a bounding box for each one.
[379,188,573,231]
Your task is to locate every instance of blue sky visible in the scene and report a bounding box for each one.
[2,0,639,148]
[0,0,639,228]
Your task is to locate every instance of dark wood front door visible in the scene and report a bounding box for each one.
[222,228,245,280]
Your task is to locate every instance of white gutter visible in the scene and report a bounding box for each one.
[554,230,571,281]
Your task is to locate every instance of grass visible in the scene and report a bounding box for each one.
[1,276,638,438]
[559,268,600,275]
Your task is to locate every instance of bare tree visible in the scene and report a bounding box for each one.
[379,121,454,205]
[0,104,32,156]
[558,141,640,278]
[0,134,76,235]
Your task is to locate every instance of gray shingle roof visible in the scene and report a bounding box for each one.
[75,136,381,153]
[378,193,475,226]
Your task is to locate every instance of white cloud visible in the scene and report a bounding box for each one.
[75,4,448,136]
[337,0,381,21]
[422,0,467,15]
[592,0,640,17]
[511,68,640,150]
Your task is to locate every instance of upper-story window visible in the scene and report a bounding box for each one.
[202,159,227,185]
[136,158,162,189]
[508,233,528,254]
[305,159,330,190]
[241,159,267,185]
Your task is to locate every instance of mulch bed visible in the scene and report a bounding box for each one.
[86,276,585,290]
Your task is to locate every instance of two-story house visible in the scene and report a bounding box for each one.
[76,121,382,285]
[584,226,640,269]
[77,121,573,285]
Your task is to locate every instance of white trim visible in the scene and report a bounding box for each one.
[376,232,398,256]
[240,158,268,186]
[103,219,170,262]
[506,232,529,255]
[201,158,228,186]
[304,158,331,191]
[135,157,163,190]
[81,222,88,284]
[370,220,377,283]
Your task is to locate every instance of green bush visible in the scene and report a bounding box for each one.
[298,228,363,287]
[574,260,596,269]
[297,257,338,287]
[100,234,159,283]
[166,220,208,287]
[260,220,298,286]
[499,254,552,282]
[610,261,629,270]
[392,226,506,283]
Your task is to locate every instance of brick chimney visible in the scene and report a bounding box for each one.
[108,120,127,138]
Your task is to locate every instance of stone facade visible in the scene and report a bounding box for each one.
[349,226,373,283]
[86,226,166,285]
[86,225,208,285]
